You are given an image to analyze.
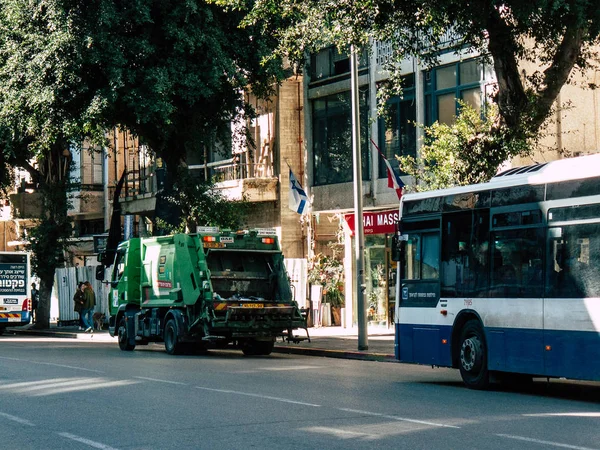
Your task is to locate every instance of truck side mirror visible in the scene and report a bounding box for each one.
[95,265,105,281]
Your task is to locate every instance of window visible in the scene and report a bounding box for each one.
[309,46,369,82]
[547,223,600,298]
[378,75,416,178]
[312,91,370,186]
[441,211,490,297]
[405,231,440,280]
[491,228,544,298]
[425,59,485,125]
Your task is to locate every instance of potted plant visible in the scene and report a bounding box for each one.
[308,252,345,326]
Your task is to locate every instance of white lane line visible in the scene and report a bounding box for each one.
[195,386,321,407]
[32,379,140,397]
[523,412,600,418]
[260,366,323,371]
[16,378,104,393]
[338,408,460,429]
[134,376,187,385]
[0,378,74,390]
[497,434,600,450]
[58,432,119,450]
[0,412,35,427]
[0,356,103,373]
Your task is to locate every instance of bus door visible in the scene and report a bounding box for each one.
[545,208,600,380]
[488,208,545,374]
[395,218,444,366]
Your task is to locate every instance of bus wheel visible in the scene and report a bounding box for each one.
[459,320,489,390]
[117,318,135,351]
[164,319,183,355]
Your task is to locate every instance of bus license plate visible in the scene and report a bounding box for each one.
[242,303,264,308]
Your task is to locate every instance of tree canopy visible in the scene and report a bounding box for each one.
[234,0,600,181]
[0,0,284,327]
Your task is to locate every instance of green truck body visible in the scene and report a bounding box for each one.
[99,229,307,355]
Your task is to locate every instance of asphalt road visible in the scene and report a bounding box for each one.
[1,336,600,450]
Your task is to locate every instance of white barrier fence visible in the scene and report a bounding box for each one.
[54,265,108,326]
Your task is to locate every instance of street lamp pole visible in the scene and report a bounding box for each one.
[350,45,368,351]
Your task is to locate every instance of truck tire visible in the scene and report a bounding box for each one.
[458,320,489,390]
[117,318,135,351]
[242,340,274,356]
[0,326,5,336]
[164,319,183,355]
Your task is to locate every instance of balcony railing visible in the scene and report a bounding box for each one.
[211,162,274,182]
[108,159,276,201]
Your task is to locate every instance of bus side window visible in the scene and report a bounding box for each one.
[547,223,600,298]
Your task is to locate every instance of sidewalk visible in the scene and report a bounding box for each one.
[6,323,396,362]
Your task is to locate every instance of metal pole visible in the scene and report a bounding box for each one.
[350,45,368,350]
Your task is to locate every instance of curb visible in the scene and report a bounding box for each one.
[6,328,395,361]
[273,345,396,363]
[6,328,114,341]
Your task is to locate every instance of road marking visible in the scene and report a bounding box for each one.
[58,432,119,450]
[523,412,600,418]
[496,434,600,450]
[302,426,376,440]
[15,378,105,393]
[195,386,321,407]
[32,379,140,397]
[0,356,103,373]
[260,365,322,371]
[0,412,35,426]
[134,376,187,385]
[0,378,74,390]
[338,408,460,429]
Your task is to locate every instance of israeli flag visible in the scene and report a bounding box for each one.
[289,168,309,214]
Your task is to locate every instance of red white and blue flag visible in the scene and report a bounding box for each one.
[371,138,404,200]
[289,168,309,214]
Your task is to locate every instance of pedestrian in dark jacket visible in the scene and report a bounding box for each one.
[82,281,96,333]
[31,283,39,324]
[73,282,85,330]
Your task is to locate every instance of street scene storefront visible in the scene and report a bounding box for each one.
[343,208,399,328]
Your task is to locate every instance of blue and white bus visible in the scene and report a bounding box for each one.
[392,153,600,389]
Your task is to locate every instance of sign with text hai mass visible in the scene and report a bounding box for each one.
[344,209,399,236]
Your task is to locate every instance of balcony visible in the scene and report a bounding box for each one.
[110,158,277,216]
[9,192,43,219]
[197,160,278,202]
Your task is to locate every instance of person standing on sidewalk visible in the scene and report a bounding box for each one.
[73,282,86,330]
[30,283,39,324]
[81,281,96,333]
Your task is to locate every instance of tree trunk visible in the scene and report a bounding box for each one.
[33,274,55,329]
[29,142,73,329]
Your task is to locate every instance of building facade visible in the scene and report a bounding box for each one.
[303,39,600,329]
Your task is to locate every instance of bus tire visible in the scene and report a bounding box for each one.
[459,320,489,390]
[164,319,183,355]
[117,318,135,351]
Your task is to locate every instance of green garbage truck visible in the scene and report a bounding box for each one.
[96,227,307,355]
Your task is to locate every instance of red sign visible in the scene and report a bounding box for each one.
[344,209,399,236]
[157,281,172,289]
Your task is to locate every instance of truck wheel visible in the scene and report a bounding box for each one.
[256,341,274,356]
[117,318,135,351]
[459,320,489,390]
[0,327,5,336]
[164,319,183,355]
[242,340,274,356]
